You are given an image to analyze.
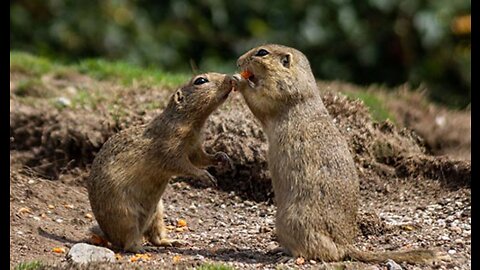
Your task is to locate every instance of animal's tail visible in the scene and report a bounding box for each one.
[344,246,440,264]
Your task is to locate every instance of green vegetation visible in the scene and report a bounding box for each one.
[11,51,399,123]
[10,0,470,108]
[76,59,189,87]
[14,78,51,98]
[194,263,235,270]
[10,52,56,76]
[13,261,43,270]
[345,91,395,123]
[11,51,189,87]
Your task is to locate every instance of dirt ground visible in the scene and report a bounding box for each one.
[10,71,471,269]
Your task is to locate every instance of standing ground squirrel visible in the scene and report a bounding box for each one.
[234,44,440,264]
[87,73,235,252]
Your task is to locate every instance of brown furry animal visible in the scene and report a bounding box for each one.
[87,73,235,252]
[234,44,440,264]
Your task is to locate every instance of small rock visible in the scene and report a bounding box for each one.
[56,97,71,107]
[439,235,450,241]
[454,238,463,244]
[386,259,403,270]
[55,218,63,223]
[67,243,115,264]
[437,219,446,227]
[27,180,35,184]
[448,249,456,255]
[450,226,462,234]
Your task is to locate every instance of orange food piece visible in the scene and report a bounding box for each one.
[240,70,253,79]
[130,253,151,262]
[295,257,305,265]
[177,219,187,227]
[52,247,66,253]
[172,255,182,264]
[89,233,109,246]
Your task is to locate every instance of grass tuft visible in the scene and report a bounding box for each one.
[345,91,395,123]
[10,51,56,76]
[11,51,189,88]
[75,59,189,87]
[13,260,43,270]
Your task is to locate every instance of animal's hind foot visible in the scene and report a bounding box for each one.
[150,237,186,247]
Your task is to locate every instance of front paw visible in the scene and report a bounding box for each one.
[199,170,217,186]
[214,152,235,171]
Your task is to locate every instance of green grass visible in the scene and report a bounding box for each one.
[10,51,189,88]
[75,59,189,87]
[10,52,57,76]
[13,260,43,270]
[194,263,235,270]
[344,91,395,123]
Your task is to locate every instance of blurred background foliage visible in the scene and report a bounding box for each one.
[11,0,470,108]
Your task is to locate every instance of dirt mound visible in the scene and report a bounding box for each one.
[385,88,471,160]
[10,89,470,198]
[10,102,116,179]
[200,92,470,201]
[204,96,271,201]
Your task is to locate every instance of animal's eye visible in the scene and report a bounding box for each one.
[193,77,209,85]
[255,49,269,57]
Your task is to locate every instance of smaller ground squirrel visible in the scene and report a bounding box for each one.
[87,73,235,252]
[234,44,442,264]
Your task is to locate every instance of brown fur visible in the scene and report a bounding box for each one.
[235,44,439,264]
[87,73,234,252]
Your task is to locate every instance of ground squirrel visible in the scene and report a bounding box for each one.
[87,73,235,252]
[234,44,439,264]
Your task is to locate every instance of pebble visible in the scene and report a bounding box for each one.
[67,243,115,264]
[448,249,456,255]
[450,226,462,234]
[32,216,40,221]
[386,259,403,270]
[439,235,450,241]
[27,180,35,184]
[55,218,63,223]
[437,219,446,227]
[56,97,71,107]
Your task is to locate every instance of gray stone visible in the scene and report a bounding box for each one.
[67,243,115,264]
[386,259,403,270]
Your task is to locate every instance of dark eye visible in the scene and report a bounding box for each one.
[255,49,269,57]
[193,77,209,85]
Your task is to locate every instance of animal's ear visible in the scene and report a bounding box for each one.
[281,53,291,68]
[174,89,184,105]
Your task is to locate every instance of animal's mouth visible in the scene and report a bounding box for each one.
[240,70,257,88]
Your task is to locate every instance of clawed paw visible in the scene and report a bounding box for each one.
[214,152,235,171]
